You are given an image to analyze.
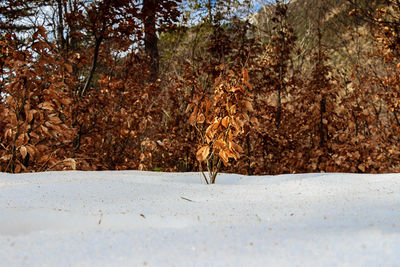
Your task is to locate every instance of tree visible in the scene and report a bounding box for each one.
[143,0,159,80]
[266,1,296,128]
[142,0,181,80]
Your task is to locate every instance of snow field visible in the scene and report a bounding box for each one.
[0,171,399,266]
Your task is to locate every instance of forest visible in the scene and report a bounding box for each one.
[1,0,400,178]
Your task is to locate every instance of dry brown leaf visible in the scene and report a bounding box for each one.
[205,124,215,143]
[40,125,49,135]
[26,109,33,123]
[0,154,12,161]
[60,98,72,106]
[213,139,226,150]
[188,107,198,126]
[218,149,229,165]
[230,105,237,114]
[138,164,145,171]
[14,164,21,173]
[64,63,73,73]
[39,101,54,111]
[250,117,260,127]
[49,115,62,124]
[243,101,253,112]
[211,118,221,131]
[4,129,12,139]
[196,145,210,162]
[221,116,230,128]
[36,25,47,38]
[358,164,365,172]
[26,145,36,157]
[20,146,27,159]
[229,141,244,153]
[65,158,76,170]
[30,131,40,139]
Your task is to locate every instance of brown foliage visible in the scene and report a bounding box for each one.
[0,31,75,172]
[1,0,400,178]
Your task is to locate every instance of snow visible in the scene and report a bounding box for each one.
[0,171,400,266]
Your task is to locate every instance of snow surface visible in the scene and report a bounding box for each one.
[0,171,400,267]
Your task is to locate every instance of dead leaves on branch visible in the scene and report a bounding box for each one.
[194,67,252,177]
[0,33,75,173]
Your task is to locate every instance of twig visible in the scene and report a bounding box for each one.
[98,213,103,225]
[201,171,209,184]
[39,149,59,172]
[181,197,194,202]
[199,162,209,184]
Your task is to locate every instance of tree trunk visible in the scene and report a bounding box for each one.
[56,0,65,51]
[143,0,159,81]
[81,34,103,96]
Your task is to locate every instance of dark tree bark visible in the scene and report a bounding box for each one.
[81,34,103,96]
[142,0,159,81]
